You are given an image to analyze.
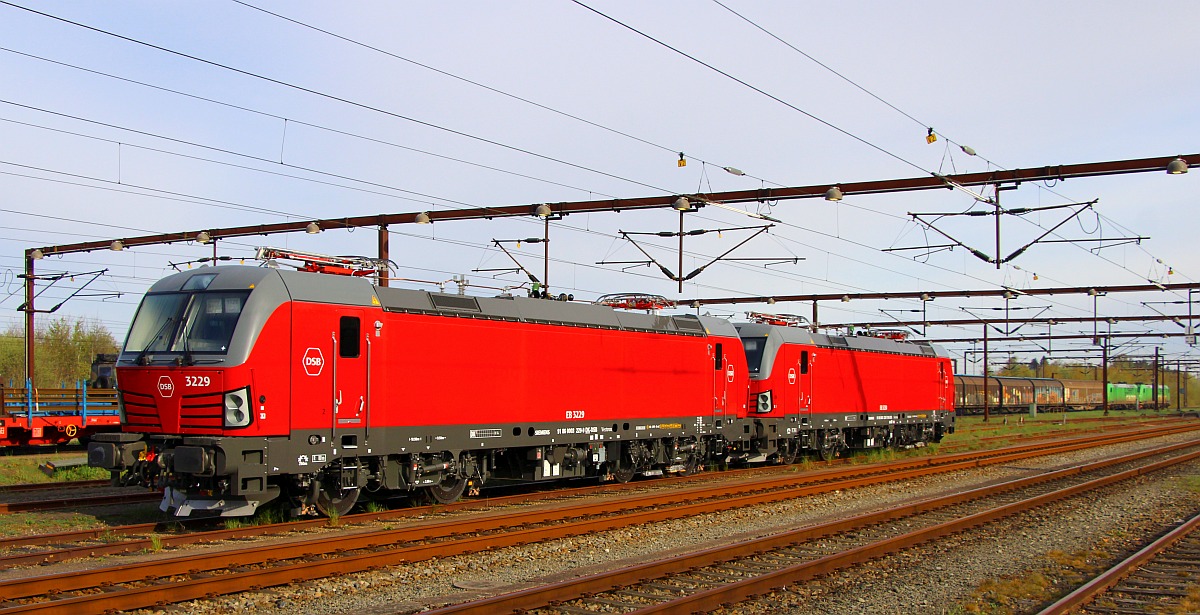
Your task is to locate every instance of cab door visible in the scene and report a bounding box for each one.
[938,361,949,410]
[711,342,729,430]
[796,348,813,419]
[330,310,368,454]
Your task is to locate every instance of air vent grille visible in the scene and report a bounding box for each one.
[430,294,480,312]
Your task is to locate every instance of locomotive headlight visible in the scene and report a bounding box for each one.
[756,390,773,413]
[223,387,252,428]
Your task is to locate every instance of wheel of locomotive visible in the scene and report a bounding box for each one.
[315,484,360,517]
[611,442,637,483]
[680,447,703,476]
[818,430,844,462]
[777,438,799,465]
[427,474,468,505]
[683,456,700,476]
[314,465,360,517]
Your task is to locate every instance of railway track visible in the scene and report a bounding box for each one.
[937,418,1190,453]
[1038,510,1200,614]
[0,419,1190,517]
[423,440,1200,615]
[0,445,88,457]
[0,415,1183,499]
[0,422,1195,572]
[0,425,1196,614]
[0,491,160,514]
[0,480,106,494]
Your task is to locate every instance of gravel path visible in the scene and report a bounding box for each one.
[113,432,1199,614]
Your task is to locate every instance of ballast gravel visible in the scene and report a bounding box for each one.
[118,431,1200,615]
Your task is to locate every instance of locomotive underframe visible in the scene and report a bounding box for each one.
[90,409,952,516]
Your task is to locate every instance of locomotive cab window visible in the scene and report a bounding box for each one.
[714,343,724,370]
[124,290,249,356]
[741,337,767,374]
[340,316,361,358]
[800,350,809,374]
[180,293,245,352]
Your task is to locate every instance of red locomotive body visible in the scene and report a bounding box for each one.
[90,263,952,517]
[91,266,752,516]
[738,323,953,460]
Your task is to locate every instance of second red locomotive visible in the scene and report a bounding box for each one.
[89,258,954,517]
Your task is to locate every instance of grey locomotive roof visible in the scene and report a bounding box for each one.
[735,322,947,358]
[129,267,737,367]
[159,266,708,336]
[144,267,952,350]
[148,265,277,293]
[147,266,377,308]
[376,284,711,336]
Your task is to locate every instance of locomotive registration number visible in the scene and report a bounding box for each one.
[565,410,585,419]
[185,376,211,387]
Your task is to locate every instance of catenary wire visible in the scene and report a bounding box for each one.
[569,0,931,177]
[0,4,1180,348]
[0,1,676,195]
[708,1,1184,287]
[0,48,623,199]
[228,0,782,188]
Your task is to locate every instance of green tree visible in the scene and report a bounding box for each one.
[996,356,1035,377]
[0,324,23,387]
[0,317,117,388]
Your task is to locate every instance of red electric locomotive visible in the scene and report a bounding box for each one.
[89,253,954,517]
[738,317,954,462]
[89,259,750,516]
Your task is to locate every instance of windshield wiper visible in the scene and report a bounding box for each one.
[135,317,174,366]
[178,317,194,367]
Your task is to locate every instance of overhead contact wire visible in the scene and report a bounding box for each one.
[0,1,673,195]
[570,0,931,177]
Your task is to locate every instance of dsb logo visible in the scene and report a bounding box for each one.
[157,375,175,398]
[302,348,324,376]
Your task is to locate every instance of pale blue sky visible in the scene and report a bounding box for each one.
[1,1,1196,370]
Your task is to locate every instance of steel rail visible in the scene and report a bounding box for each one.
[0,491,159,514]
[0,422,1185,557]
[424,442,1200,615]
[0,452,861,564]
[1035,509,1200,614]
[0,480,106,494]
[0,422,1190,571]
[1,427,1196,614]
[632,447,1200,615]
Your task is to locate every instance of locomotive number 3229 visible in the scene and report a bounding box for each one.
[185,376,211,387]
[565,410,585,419]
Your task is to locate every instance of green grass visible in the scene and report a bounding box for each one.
[222,501,289,530]
[857,448,899,465]
[0,512,107,538]
[955,547,1111,614]
[52,465,111,482]
[0,505,164,539]
[0,453,110,486]
[943,409,1176,449]
[823,409,1184,467]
